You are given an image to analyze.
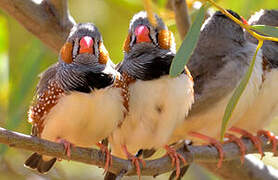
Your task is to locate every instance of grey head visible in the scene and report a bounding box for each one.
[188,10,252,114]
[118,11,176,80]
[246,9,278,67]
[38,23,117,94]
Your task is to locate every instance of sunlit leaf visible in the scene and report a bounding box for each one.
[251,25,278,38]
[220,40,264,141]
[169,5,205,77]
[0,15,9,117]
[0,15,8,155]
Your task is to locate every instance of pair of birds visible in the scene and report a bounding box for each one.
[24,9,278,179]
[24,11,194,177]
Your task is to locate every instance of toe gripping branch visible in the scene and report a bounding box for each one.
[188,132,224,168]
[97,142,112,173]
[122,145,146,179]
[257,130,278,156]
[164,145,186,179]
[229,127,265,159]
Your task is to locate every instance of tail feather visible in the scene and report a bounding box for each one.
[24,153,56,174]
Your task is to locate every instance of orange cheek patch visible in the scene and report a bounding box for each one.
[123,33,131,53]
[99,42,109,64]
[60,42,73,64]
[158,30,173,50]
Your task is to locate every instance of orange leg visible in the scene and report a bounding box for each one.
[56,138,74,160]
[257,130,278,156]
[229,127,264,159]
[121,145,146,179]
[224,133,246,164]
[164,145,186,179]
[96,142,112,173]
[189,132,224,168]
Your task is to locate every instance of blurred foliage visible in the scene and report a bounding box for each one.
[0,0,277,179]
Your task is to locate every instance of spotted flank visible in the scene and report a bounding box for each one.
[28,82,64,135]
[113,72,135,119]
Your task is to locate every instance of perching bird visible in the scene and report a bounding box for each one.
[24,23,125,173]
[169,10,265,167]
[233,9,278,151]
[107,11,194,178]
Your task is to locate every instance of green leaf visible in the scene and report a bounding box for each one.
[251,25,278,38]
[169,5,205,77]
[220,40,264,141]
[0,16,9,111]
[0,15,9,156]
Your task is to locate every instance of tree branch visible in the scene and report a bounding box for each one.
[199,155,278,180]
[0,127,277,177]
[0,0,75,52]
[169,0,191,39]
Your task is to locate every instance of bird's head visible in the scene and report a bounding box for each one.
[123,11,176,54]
[57,23,117,92]
[119,11,176,80]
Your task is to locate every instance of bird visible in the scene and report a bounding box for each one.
[233,9,278,153]
[107,11,194,178]
[169,10,265,169]
[24,23,125,174]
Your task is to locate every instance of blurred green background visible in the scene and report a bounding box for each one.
[0,0,277,179]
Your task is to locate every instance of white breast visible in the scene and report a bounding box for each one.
[235,69,278,132]
[41,87,124,147]
[170,45,264,144]
[109,74,194,158]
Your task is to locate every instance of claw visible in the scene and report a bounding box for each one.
[164,145,186,180]
[224,133,246,164]
[96,142,112,173]
[229,127,264,159]
[257,130,278,156]
[122,145,145,180]
[56,138,74,160]
[189,132,224,168]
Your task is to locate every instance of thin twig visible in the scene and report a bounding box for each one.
[170,0,191,39]
[0,127,277,177]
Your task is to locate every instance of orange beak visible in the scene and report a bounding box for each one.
[79,36,94,54]
[135,25,152,43]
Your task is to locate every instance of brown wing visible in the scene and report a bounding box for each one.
[28,64,64,136]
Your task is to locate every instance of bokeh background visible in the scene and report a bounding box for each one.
[0,0,278,179]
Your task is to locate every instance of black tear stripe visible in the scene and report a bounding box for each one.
[67,72,114,93]
[119,54,175,81]
[86,72,115,90]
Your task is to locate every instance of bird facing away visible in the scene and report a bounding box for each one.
[233,9,278,149]
[108,11,194,178]
[24,23,125,173]
[169,10,265,167]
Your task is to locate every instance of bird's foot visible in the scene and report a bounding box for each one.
[96,142,112,173]
[224,133,246,164]
[121,145,146,179]
[257,130,278,156]
[164,145,186,180]
[189,132,224,168]
[56,138,74,161]
[229,127,264,159]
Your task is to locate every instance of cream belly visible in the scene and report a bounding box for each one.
[41,87,124,148]
[235,69,278,132]
[170,51,263,144]
[109,74,194,158]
